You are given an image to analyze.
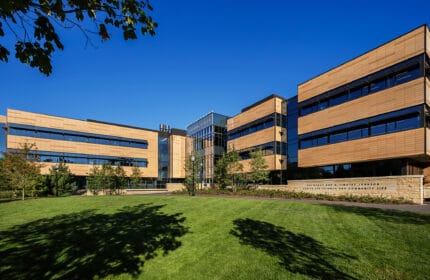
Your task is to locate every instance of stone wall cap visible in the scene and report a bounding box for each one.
[287,175,424,183]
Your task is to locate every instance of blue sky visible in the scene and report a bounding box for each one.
[1,0,429,130]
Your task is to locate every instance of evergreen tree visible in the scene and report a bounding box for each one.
[113,165,127,194]
[249,149,269,188]
[130,164,143,188]
[48,161,76,196]
[214,146,244,191]
[184,152,203,195]
[87,164,102,195]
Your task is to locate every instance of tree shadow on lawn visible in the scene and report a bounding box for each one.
[231,218,357,280]
[0,204,188,279]
[320,204,430,225]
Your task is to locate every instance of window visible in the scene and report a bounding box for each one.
[330,92,348,106]
[395,67,420,84]
[316,136,328,145]
[301,105,315,116]
[348,128,363,140]
[298,56,423,117]
[370,123,386,136]
[349,88,362,99]
[318,101,328,110]
[330,131,347,143]
[370,79,386,93]
[396,115,419,130]
[361,85,369,96]
[300,138,313,149]
[299,106,422,149]
[9,128,36,137]
[386,121,396,132]
[227,113,284,140]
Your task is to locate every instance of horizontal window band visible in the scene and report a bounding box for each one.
[298,105,423,149]
[227,113,286,141]
[14,150,149,168]
[7,123,148,149]
[238,141,286,160]
[298,54,426,117]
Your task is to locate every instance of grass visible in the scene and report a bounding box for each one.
[0,196,429,279]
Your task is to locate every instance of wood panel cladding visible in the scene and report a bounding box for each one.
[0,115,5,123]
[427,129,430,156]
[298,78,424,135]
[298,26,426,102]
[298,128,424,167]
[7,135,158,177]
[227,127,276,150]
[427,26,430,58]
[227,96,284,131]
[7,109,158,142]
[40,162,148,177]
[239,154,286,172]
[426,78,430,107]
[170,135,186,178]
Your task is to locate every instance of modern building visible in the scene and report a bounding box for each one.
[0,115,6,157]
[226,95,287,184]
[2,24,430,195]
[297,25,430,181]
[186,112,229,185]
[1,109,186,188]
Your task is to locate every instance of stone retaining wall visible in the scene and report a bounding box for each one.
[259,175,424,204]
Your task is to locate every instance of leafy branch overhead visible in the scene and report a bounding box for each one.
[0,0,157,75]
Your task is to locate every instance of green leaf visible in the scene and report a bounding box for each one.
[99,24,110,41]
[0,45,10,62]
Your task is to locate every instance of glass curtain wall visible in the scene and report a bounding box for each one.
[187,112,228,185]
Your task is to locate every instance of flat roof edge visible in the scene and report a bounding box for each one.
[298,24,428,87]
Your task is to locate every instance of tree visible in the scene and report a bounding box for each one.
[184,152,203,196]
[248,149,269,188]
[214,156,228,189]
[0,0,157,75]
[130,164,142,188]
[86,163,126,195]
[48,161,75,196]
[0,143,42,200]
[0,158,6,189]
[113,165,127,194]
[87,164,102,195]
[214,146,244,191]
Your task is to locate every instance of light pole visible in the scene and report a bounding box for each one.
[191,155,196,196]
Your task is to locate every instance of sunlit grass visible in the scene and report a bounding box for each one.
[0,196,429,279]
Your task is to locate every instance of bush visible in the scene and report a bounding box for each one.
[172,188,413,204]
[0,190,16,200]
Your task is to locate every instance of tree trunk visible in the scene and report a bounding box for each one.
[22,188,25,200]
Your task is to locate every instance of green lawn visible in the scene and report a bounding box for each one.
[0,196,429,279]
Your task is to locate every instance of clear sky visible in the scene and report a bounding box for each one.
[1,0,429,130]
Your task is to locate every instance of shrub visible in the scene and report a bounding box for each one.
[172,188,413,204]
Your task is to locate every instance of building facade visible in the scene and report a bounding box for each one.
[2,25,430,192]
[297,25,430,180]
[226,95,288,184]
[0,115,6,156]
[2,109,186,188]
[186,112,229,185]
